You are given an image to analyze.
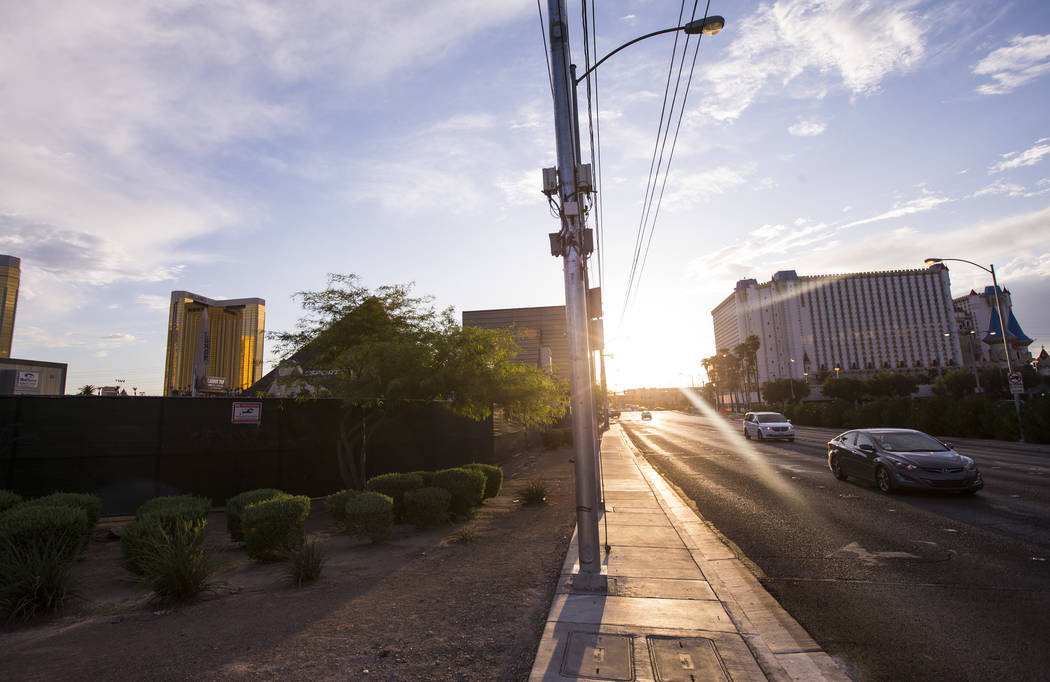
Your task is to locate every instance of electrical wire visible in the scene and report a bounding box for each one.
[537,0,554,103]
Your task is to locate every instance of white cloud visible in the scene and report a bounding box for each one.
[136,295,172,312]
[697,0,925,121]
[989,138,1050,173]
[839,192,951,230]
[973,34,1050,95]
[102,333,136,342]
[972,179,1025,198]
[788,120,827,137]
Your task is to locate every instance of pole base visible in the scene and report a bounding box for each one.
[566,572,609,594]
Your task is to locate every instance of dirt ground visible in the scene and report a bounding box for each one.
[0,444,576,681]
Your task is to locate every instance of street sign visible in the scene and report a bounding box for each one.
[1009,371,1024,395]
[232,402,262,424]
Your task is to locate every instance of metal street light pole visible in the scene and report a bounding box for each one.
[924,257,1025,441]
[545,3,724,579]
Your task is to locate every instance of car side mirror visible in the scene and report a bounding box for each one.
[942,441,954,450]
[859,444,876,454]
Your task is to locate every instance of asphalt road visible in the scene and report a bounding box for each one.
[618,410,1050,681]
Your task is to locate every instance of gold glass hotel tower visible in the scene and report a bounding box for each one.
[0,255,20,359]
[163,291,265,396]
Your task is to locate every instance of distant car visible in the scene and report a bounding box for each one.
[827,428,983,495]
[609,409,621,419]
[742,412,794,441]
[640,411,652,421]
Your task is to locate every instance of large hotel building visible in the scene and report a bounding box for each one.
[712,266,965,386]
[0,255,20,359]
[163,291,265,396]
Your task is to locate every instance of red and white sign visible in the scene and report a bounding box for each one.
[232,402,262,424]
[1009,372,1024,395]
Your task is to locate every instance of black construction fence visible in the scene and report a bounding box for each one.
[0,396,493,515]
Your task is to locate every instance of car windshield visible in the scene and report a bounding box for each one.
[872,432,948,452]
[757,413,787,423]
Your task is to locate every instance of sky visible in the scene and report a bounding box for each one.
[2,0,1049,395]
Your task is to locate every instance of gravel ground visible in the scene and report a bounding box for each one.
[0,444,576,681]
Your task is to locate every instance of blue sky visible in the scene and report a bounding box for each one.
[3,0,1049,394]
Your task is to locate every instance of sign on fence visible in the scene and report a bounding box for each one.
[232,402,262,424]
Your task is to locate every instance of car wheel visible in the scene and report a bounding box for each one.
[830,456,847,481]
[744,428,751,440]
[875,466,895,494]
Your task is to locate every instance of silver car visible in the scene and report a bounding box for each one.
[743,412,795,442]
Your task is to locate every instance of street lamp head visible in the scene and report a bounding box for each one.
[684,15,725,35]
[923,258,942,265]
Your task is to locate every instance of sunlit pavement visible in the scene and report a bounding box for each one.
[530,423,848,681]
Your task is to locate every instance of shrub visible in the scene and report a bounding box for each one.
[242,495,311,561]
[345,491,394,543]
[226,488,284,541]
[463,463,503,500]
[520,478,549,505]
[23,492,102,530]
[0,505,89,562]
[284,540,325,587]
[432,467,486,516]
[366,472,424,521]
[137,520,215,603]
[409,470,436,487]
[450,526,478,543]
[0,490,23,514]
[324,489,361,529]
[123,495,211,575]
[0,534,81,620]
[403,486,451,528]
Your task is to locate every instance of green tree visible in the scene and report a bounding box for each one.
[271,275,567,489]
[822,377,867,404]
[761,378,810,404]
[933,369,977,399]
[77,384,96,396]
[734,334,762,405]
[864,372,919,399]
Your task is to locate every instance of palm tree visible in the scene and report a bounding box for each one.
[78,384,96,395]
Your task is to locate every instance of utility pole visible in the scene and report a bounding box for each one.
[546,0,601,579]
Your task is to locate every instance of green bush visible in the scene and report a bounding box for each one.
[432,467,486,516]
[409,470,436,487]
[463,463,503,500]
[0,505,89,562]
[345,491,394,543]
[23,492,102,530]
[137,520,215,603]
[520,478,549,505]
[226,488,284,541]
[242,495,311,561]
[0,489,23,514]
[324,489,361,529]
[0,534,81,620]
[122,496,211,575]
[284,540,326,587]
[403,487,451,528]
[366,472,424,521]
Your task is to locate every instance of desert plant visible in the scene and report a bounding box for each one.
[284,540,326,587]
[403,486,451,528]
[324,489,361,529]
[462,463,503,499]
[242,495,311,561]
[432,467,486,516]
[23,492,102,530]
[0,534,81,620]
[344,491,394,543]
[226,488,284,541]
[520,478,549,505]
[137,520,215,603]
[0,489,23,513]
[450,525,478,544]
[122,496,210,575]
[0,505,89,562]
[366,472,424,521]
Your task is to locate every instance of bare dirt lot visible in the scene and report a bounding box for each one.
[1,445,576,681]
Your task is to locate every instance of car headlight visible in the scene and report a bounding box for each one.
[889,459,918,471]
[964,459,976,471]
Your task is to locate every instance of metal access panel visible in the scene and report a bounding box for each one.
[560,631,635,681]
[647,636,730,682]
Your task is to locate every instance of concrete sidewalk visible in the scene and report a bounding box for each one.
[530,424,849,681]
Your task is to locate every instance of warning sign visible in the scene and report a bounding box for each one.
[1009,372,1024,395]
[232,402,262,424]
